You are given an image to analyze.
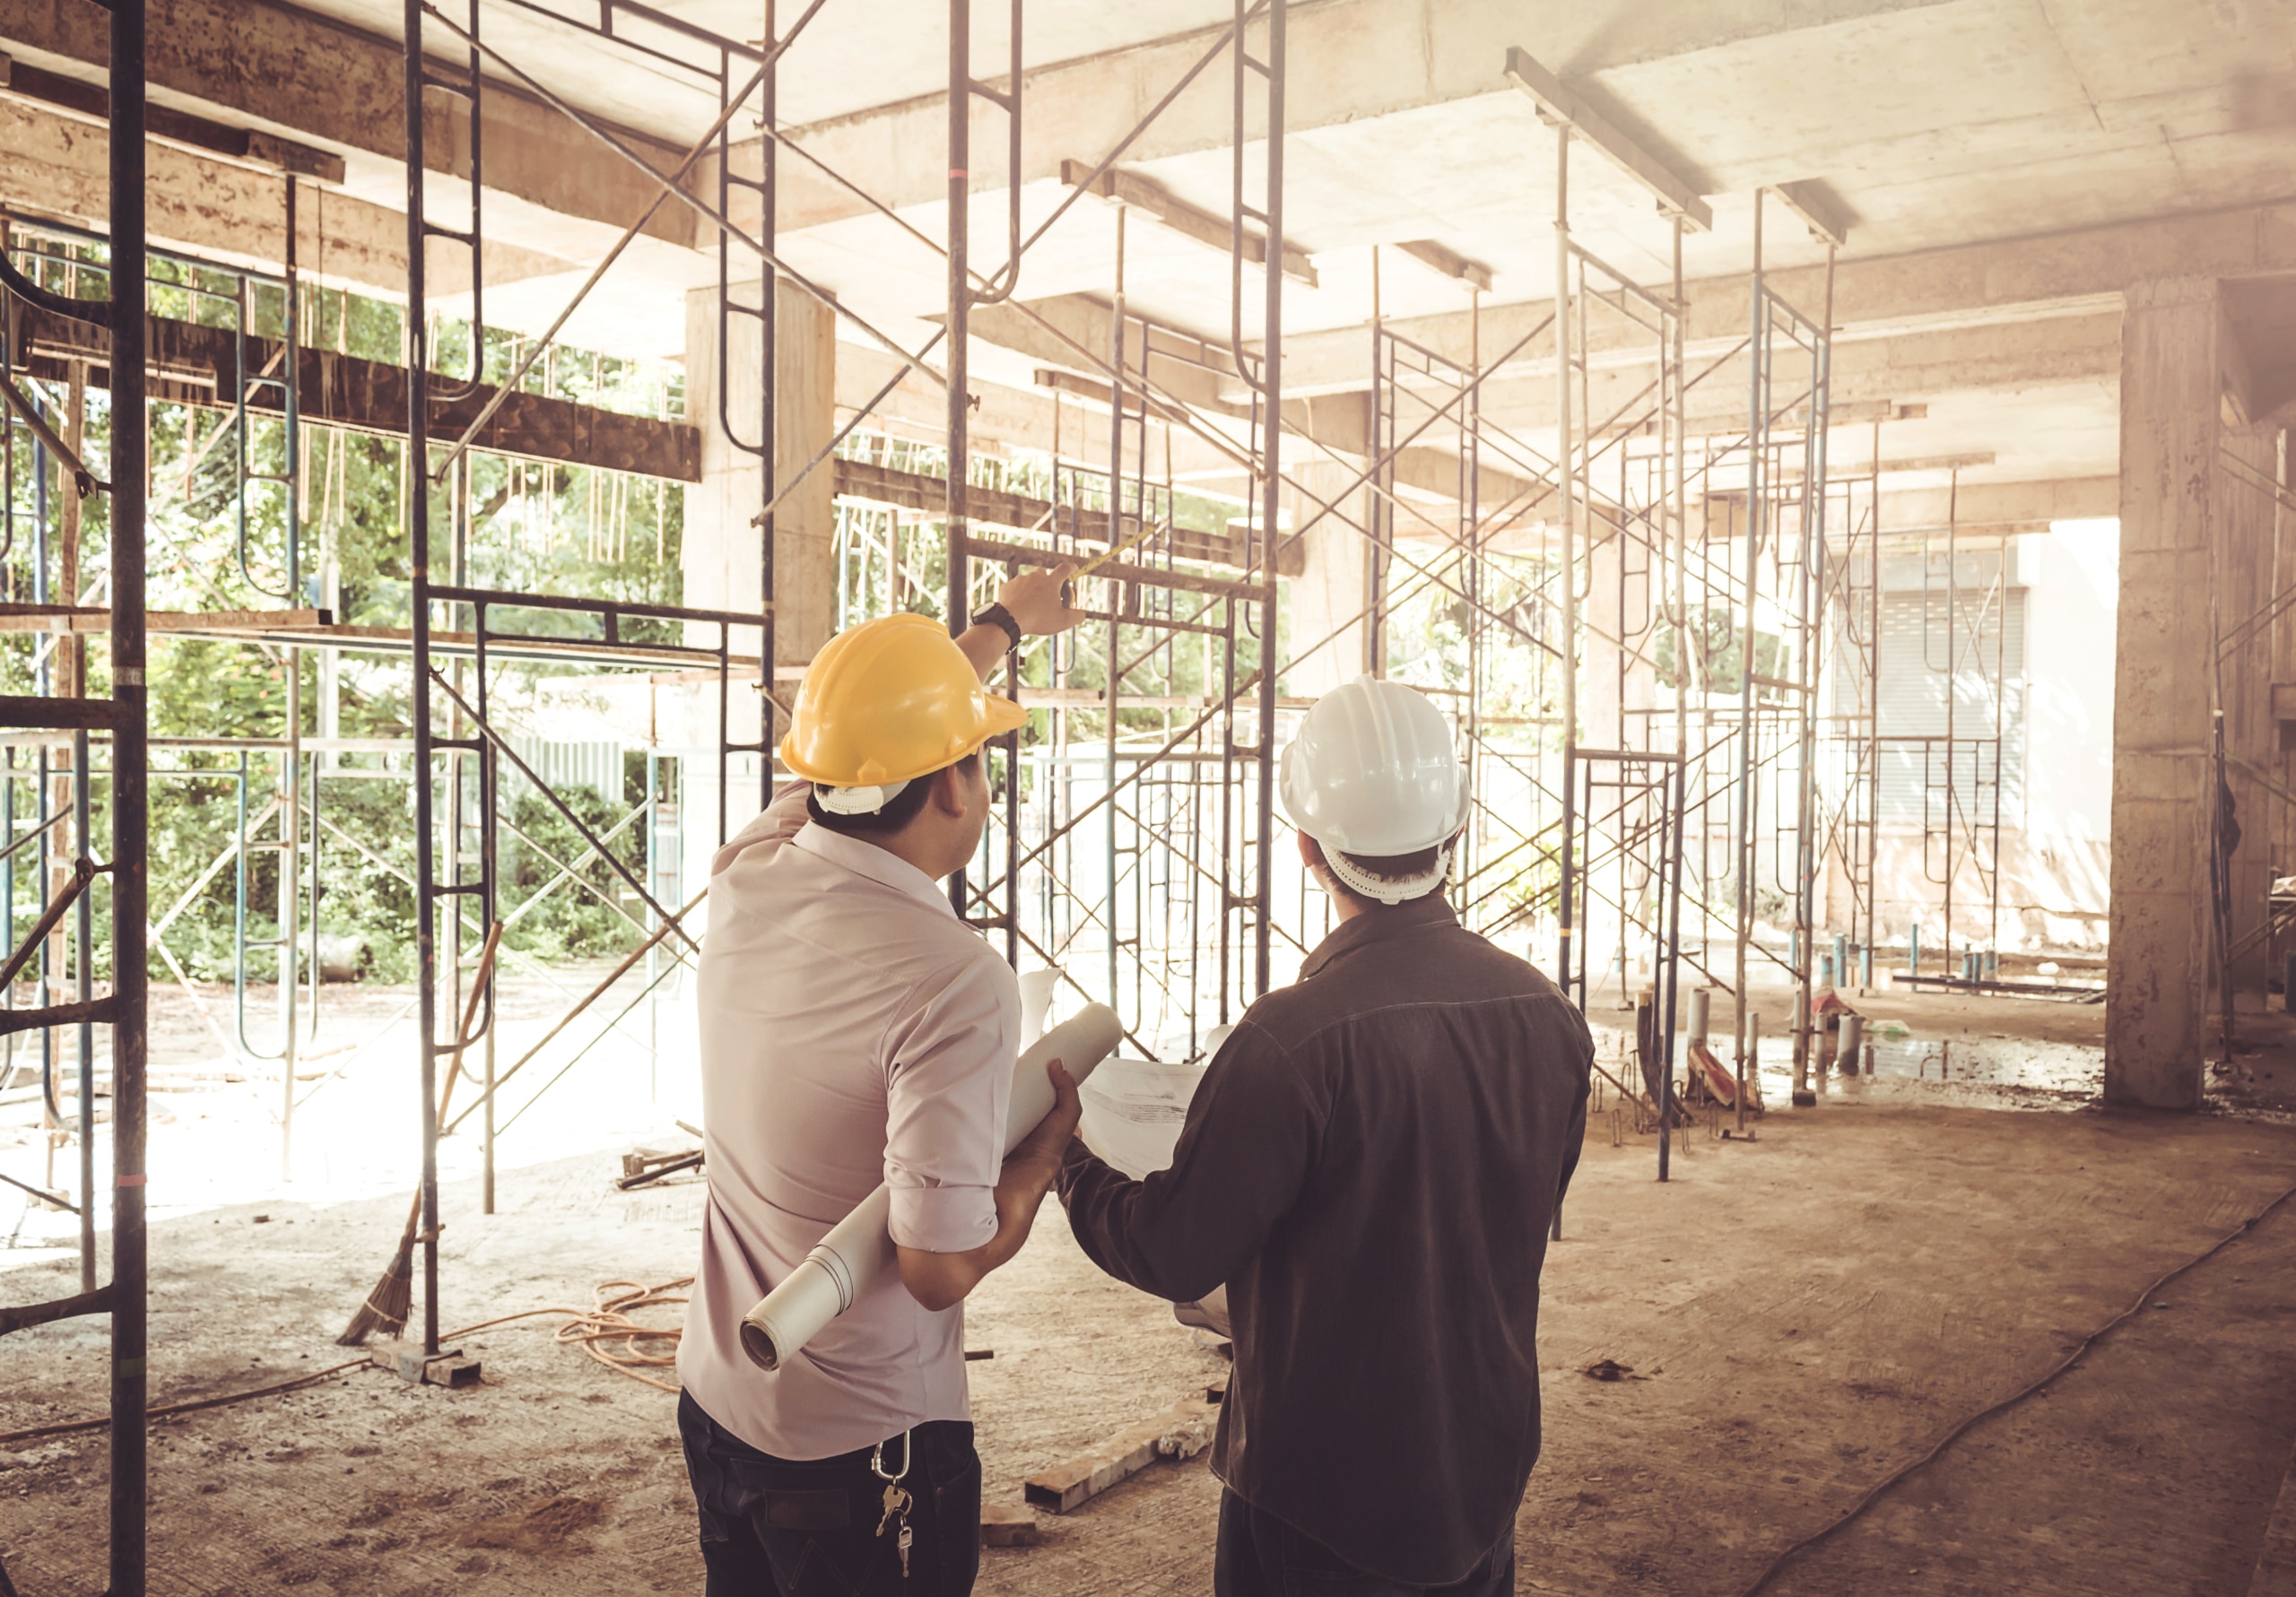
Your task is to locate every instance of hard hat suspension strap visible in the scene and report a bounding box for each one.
[814,778,912,816]
[1321,840,1456,906]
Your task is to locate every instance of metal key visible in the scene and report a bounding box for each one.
[875,1481,912,1538]
[897,1521,913,1578]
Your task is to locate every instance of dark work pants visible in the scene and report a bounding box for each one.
[678,1391,981,1597]
[1213,1489,1515,1597]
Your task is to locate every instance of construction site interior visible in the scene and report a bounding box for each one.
[4,1,2296,1593]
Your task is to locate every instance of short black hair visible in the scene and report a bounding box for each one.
[805,751,980,838]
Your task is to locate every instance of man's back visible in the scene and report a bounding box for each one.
[680,786,1018,1461]
[1060,894,1592,1585]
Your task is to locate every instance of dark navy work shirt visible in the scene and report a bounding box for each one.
[1058,893,1593,1584]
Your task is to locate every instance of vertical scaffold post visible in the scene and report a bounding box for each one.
[402,0,444,1360]
[716,11,778,825]
[109,0,152,1587]
[1251,0,1285,998]
[1734,187,1766,1133]
[946,0,973,922]
[1552,126,1577,1005]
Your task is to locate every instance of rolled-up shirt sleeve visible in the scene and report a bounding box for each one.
[881,953,1016,1253]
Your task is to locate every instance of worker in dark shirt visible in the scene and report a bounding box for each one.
[1058,674,1593,1596]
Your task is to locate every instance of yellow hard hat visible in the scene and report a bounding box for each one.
[778,613,1029,789]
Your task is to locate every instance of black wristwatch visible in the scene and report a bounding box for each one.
[971,602,1022,652]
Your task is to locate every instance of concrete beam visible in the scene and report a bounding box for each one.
[770,0,1941,230]
[1870,476,2117,531]
[959,295,1537,513]
[0,93,564,301]
[1392,239,1492,295]
[1271,204,2296,397]
[1502,47,1711,232]
[1463,310,2123,439]
[1059,160,1316,287]
[1771,181,1852,251]
[3,0,702,256]
[2,50,344,181]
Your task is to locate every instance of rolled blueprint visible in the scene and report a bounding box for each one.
[739,1002,1123,1372]
[1018,968,1061,1046]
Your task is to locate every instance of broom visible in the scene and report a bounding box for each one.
[338,923,504,1346]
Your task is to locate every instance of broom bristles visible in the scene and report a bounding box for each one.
[337,1198,422,1346]
[336,1247,413,1346]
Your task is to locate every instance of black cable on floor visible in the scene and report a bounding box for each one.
[1737,1173,2296,1596]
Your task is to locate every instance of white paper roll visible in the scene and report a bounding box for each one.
[740,1002,1123,1371]
[1017,968,1061,1046]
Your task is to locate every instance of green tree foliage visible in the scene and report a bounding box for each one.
[2,226,685,986]
[499,774,651,964]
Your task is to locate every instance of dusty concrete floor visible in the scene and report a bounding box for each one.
[6,1089,2296,1596]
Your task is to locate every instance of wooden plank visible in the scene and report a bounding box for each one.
[832,456,1080,540]
[964,535,1265,601]
[834,458,1298,580]
[979,1503,1044,1548]
[1022,1395,1220,1515]
[13,308,700,482]
[0,1284,112,1337]
[0,603,108,634]
[0,695,116,730]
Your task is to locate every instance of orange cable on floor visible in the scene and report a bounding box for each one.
[0,1276,698,1445]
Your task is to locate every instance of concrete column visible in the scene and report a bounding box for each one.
[2221,418,2281,994]
[1284,462,1370,699]
[678,278,835,889]
[683,278,835,662]
[2105,279,2226,1107]
[2275,428,2296,953]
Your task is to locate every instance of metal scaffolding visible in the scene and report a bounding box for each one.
[0,1,150,1590]
[0,4,2167,1587]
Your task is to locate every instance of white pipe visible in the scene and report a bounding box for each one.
[739,1002,1124,1371]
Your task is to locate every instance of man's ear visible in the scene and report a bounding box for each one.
[1297,830,1323,871]
[930,761,970,817]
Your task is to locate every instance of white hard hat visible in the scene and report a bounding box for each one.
[1280,676,1471,902]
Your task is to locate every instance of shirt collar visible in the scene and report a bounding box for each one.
[788,821,957,916]
[1299,891,1460,980]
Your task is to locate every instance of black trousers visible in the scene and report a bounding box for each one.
[678,1391,981,1597]
[1213,1489,1515,1597]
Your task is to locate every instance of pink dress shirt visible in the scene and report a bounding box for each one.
[678,784,1016,1460]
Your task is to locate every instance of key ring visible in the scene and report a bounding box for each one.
[870,1429,912,1485]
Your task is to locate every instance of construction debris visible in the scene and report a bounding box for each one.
[1023,1394,1222,1514]
[980,1503,1044,1548]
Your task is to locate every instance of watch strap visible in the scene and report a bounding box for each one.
[972,602,1022,651]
